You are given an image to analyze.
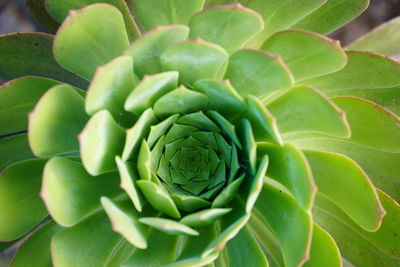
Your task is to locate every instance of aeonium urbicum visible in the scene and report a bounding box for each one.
[1,1,400,267]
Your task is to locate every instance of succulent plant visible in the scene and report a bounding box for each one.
[1,0,400,266]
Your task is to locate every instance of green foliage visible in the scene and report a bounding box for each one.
[0,1,399,266]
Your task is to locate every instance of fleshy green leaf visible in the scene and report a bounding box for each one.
[11,221,62,267]
[136,180,181,218]
[266,86,350,139]
[133,0,205,31]
[290,0,369,34]
[189,4,263,53]
[122,229,178,266]
[327,86,400,116]
[0,134,34,171]
[0,76,60,135]
[261,30,346,81]
[139,217,199,236]
[0,33,87,88]
[101,197,152,249]
[122,108,158,161]
[170,194,211,212]
[258,142,316,210]
[46,0,140,41]
[180,208,231,227]
[253,180,312,267]
[41,157,122,227]
[207,111,241,149]
[124,25,189,77]
[161,39,228,85]
[225,49,294,98]
[332,96,400,153]
[137,140,152,181]
[203,198,249,257]
[54,4,129,80]
[212,174,245,208]
[302,51,400,92]
[223,226,269,267]
[0,159,48,241]
[304,150,384,231]
[303,224,341,267]
[167,224,219,267]
[125,71,179,116]
[79,110,125,176]
[194,79,247,119]
[313,192,400,266]
[243,0,326,48]
[85,56,136,125]
[244,96,283,145]
[28,84,88,157]
[153,86,209,118]
[293,138,400,204]
[51,212,123,266]
[347,17,400,57]
[115,156,145,212]
[25,0,60,32]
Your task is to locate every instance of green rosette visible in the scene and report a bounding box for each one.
[1,1,400,267]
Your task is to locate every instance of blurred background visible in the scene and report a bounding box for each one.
[1,0,400,45]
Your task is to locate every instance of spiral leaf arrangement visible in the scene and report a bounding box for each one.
[0,1,399,266]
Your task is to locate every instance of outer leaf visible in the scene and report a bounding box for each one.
[0,33,87,88]
[243,0,327,48]
[347,17,400,56]
[51,212,123,267]
[41,157,122,227]
[290,0,369,34]
[101,197,152,249]
[223,226,269,267]
[332,96,400,153]
[189,4,264,53]
[122,108,158,161]
[136,180,181,218]
[54,4,129,80]
[327,86,400,116]
[267,86,350,139]
[303,224,341,267]
[314,193,400,266]
[244,96,283,145]
[261,30,347,81]
[160,39,228,85]
[0,134,34,171]
[46,0,140,41]
[115,156,145,212]
[25,0,60,32]
[315,191,400,260]
[153,86,209,118]
[85,56,136,124]
[253,181,313,267]
[0,159,48,241]
[11,221,62,267]
[28,84,88,157]
[124,25,189,77]
[79,110,125,176]
[293,138,400,204]
[122,229,178,266]
[180,208,232,227]
[304,150,385,231]
[258,142,316,210]
[0,76,60,135]
[133,0,205,31]
[139,217,199,236]
[194,79,247,120]
[225,49,294,98]
[302,51,400,92]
